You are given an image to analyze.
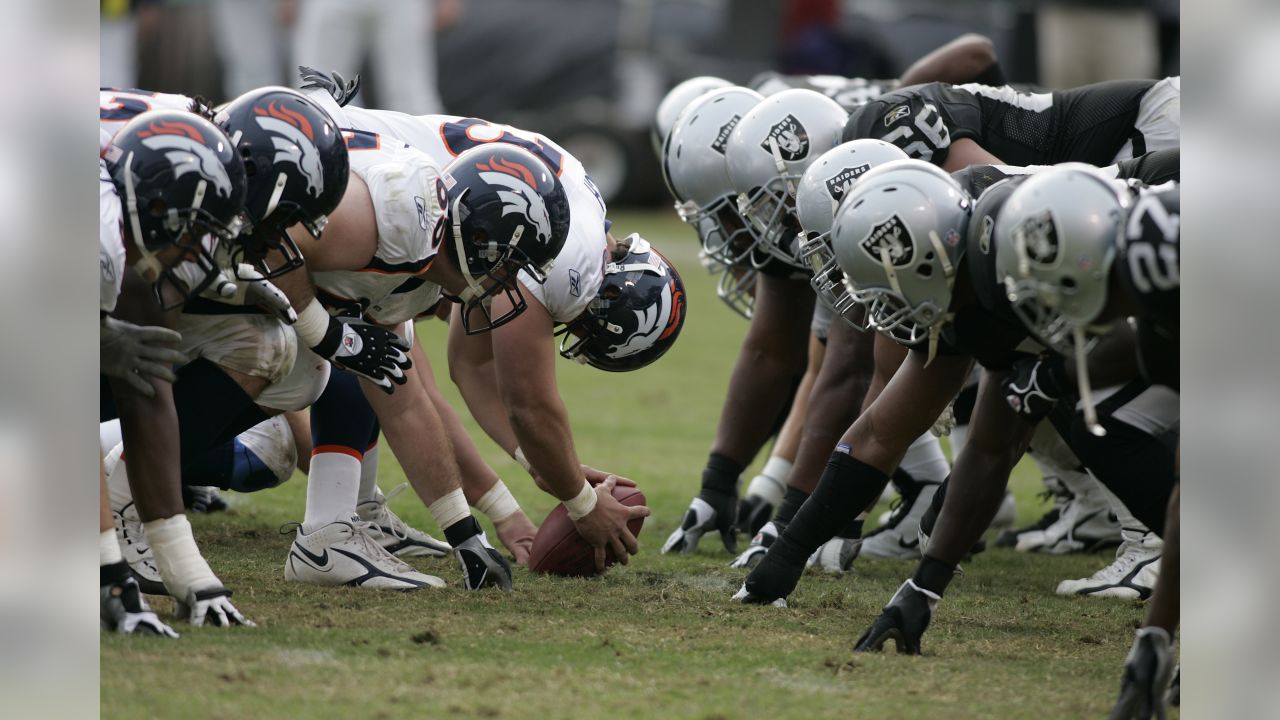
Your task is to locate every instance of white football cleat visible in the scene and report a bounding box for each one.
[806,536,860,573]
[284,517,446,590]
[1016,488,1121,554]
[990,492,1017,531]
[860,482,940,560]
[1056,530,1162,599]
[729,521,778,569]
[112,503,167,596]
[356,484,451,558]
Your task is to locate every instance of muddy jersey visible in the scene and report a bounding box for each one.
[843,79,1162,168]
[100,160,126,313]
[1117,182,1179,389]
[310,132,445,325]
[298,94,608,324]
[750,72,900,113]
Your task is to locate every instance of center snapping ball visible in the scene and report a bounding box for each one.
[528,483,646,577]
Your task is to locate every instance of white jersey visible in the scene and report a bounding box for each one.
[300,92,608,324]
[100,160,126,313]
[100,88,196,148]
[309,134,446,326]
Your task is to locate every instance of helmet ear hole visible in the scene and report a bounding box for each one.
[1059,277,1078,294]
[147,197,168,217]
[916,264,933,279]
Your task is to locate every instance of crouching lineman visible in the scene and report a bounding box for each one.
[991,167,1181,718]
[100,110,253,630]
[291,69,668,577]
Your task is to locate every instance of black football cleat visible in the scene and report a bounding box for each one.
[854,580,940,655]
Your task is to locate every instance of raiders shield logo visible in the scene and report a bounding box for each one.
[711,115,741,155]
[824,163,871,202]
[860,215,914,267]
[1014,210,1059,264]
[759,114,809,161]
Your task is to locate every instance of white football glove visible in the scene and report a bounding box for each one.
[175,585,256,628]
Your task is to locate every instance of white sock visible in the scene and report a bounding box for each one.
[744,456,790,506]
[900,433,950,484]
[427,488,470,532]
[358,445,381,504]
[104,443,134,514]
[303,451,362,533]
[100,529,122,566]
[100,419,123,456]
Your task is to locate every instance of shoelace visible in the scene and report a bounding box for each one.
[364,483,413,542]
[348,519,418,574]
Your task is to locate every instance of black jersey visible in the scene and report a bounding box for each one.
[750,72,899,114]
[1117,183,1179,389]
[906,175,1040,370]
[843,80,1158,168]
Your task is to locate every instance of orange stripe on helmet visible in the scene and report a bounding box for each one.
[255,100,315,140]
[138,119,204,141]
[476,155,537,187]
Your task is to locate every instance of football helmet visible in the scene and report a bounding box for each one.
[725,88,848,269]
[993,164,1130,355]
[441,145,571,334]
[214,86,350,278]
[557,234,687,371]
[662,86,765,267]
[651,76,732,158]
[794,139,908,321]
[830,159,971,347]
[716,264,757,319]
[103,109,247,305]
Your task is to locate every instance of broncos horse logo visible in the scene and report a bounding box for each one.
[254,101,325,197]
[476,156,553,245]
[138,121,235,198]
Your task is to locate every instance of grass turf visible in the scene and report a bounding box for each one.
[101,210,1162,719]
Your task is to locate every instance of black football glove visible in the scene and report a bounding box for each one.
[312,317,412,394]
[1004,353,1070,423]
[298,65,361,107]
[854,579,940,655]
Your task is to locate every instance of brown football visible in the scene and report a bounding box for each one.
[528,484,646,577]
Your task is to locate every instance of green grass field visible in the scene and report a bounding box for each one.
[101,210,1160,719]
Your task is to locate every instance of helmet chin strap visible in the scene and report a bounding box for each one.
[122,151,166,282]
[450,189,488,305]
[767,137,796,198]
[1073,325,1107,437]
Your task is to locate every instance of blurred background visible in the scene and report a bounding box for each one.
[101,0,1178,208]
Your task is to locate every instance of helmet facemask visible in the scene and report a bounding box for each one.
[678,194,761,268]
[448,187,547,335]
[735,173,805,269]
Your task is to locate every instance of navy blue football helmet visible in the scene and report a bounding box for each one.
[557,234,687,372]
[104,109,248,305]
[214,86,350,278]
[441,145,571,333]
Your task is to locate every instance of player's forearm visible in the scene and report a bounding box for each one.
[450,356,520,454]
[899,34,998,86]
[110,376,185,521]
[505,392,584,501]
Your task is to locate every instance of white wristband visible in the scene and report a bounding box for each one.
[475,479,521,523]
[294,298,331,348]
[512,446,532,472]
[563,481,598,521]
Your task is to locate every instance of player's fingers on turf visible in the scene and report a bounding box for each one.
[593,546,607,573]
[610,534,629,564]
[619,527,639,555]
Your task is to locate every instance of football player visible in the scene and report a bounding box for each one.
[991,167,1181,717]
[100,109,254,628]
[842,76,1180,171]
[294,70,676,574]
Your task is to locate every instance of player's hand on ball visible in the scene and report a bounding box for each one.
[582,464,636,488]
[175,585,255,628]
[571,475,651,573]
[100,316,187,397]
[494,509,537,566]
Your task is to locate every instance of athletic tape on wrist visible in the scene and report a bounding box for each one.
[563,481,598,521]
[476,480,521,523]
[144,514,219,595]
[512,446,532,472]
[295,298,332,349]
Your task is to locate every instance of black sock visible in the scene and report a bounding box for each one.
[773,452,890,565]
[918,475,950,538]
[443,515,483,548]
[174,358,256,475]
[699,452,743,501]
[773,486,810,527]
[913,555,958,597]
[101,560,131,586]
[836,515,864,539]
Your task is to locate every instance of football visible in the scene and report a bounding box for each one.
[528,484,647,577]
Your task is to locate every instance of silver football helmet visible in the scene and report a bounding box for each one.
[662,86,766,268]
[993,164,1131,355]
[794,139,908,321]
[725,89,848,269]
[830,159,971,347]
[652,76,732,159]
